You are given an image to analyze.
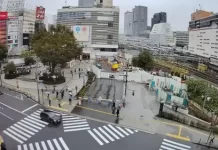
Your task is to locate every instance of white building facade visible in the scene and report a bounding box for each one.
[189,14,218,59]
[174,31,189,47]
[124,11,132,36]
[149,23,174,46]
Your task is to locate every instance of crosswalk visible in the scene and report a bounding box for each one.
[3,109,48,144]
[88,124,138,146]
[62,114,90,132]
[17,137,70,150]
[159,139,191,150]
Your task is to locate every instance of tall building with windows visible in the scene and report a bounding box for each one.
[151,12,167,29]
[78,0,95,7]
[188,13,218,60]
[173,31,189,47]
[57,6,119,59]
[132,5,147,36]
[124,11,132,36]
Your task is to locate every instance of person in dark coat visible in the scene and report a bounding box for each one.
[112,100,116,114]
[116,106,120,118]
[56,91,59,98]
[61,90,64,99]
[1,142,7,150]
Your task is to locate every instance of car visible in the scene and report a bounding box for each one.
[40,109,62,125]
[0,91,3,95]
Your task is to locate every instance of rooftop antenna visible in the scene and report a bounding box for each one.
[65,0,67,6]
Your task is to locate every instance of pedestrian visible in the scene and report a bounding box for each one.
[66,86,68,92]
[79,68,80,72]
[56,91,59,98]
[69,92,72,105]
[116,106,120,118]
[75,85,78,93]
[209,134,215,144]
[58,98,61,108]
[61,90,64,99]
[79,72,81,78]
[112,100,116,114]
[71,72,73,77]
[1,142,7,150]
[75,69,76,73]
[70,70,72,74]
[47,94,51,106]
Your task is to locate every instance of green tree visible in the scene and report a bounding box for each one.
[0,43,8,61]
[24,57,35,66]
[131,50,154,71]
[4,62,16,74]
[31,24,82,73]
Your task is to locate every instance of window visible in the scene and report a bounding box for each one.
[217,35,218,37]
[100,0,103,3]
[108,22,113,27]
[107,35,113,39]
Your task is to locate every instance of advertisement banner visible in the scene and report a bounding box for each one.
[0,20,7,44]
[71,26,90,42]
[59,12,91,20]
[0,12,8,20]
[36,6,45,20]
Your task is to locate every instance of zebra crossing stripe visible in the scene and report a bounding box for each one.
[53,139,62,150]
[35,142,40,150]
[125,128,134,134]
[160,145,174,150]
[163,139,191,149]
[108,125,125,138]
[103,126,120,140]
[20,120,42,130]
[17,122,38,132]
[98,127,114,142]
[29,143,34,150]
[27,116,48,125]
[63,119,86,123]
[31,114,40,119]
[116,126,129,136]
[62,117,80,120]
[3,130,23,144]
[10,126,31,138]
[93,129,109,144]
[63,122,87,126]
[64,127,90,132]
[33,112,40,116]
[64,124,89,129]
[59,137,70,150]
[18,145,21,150]
[88,130,104,146]
[23,144,27,150]
[14,124,35,135]
[41,141,48,150]
[24,118,45,127]
[6,128,27,141]
[47,140,55,150]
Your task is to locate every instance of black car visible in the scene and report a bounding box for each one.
[40,109,62,125]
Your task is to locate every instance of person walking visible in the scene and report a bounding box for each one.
[66,86,68,92]
[116,106,120,118]
[112,100,116,114]
[79,68,80,72]
[209,134,215,144]
[47,94,51,106]
[1,142,7,150]
[61,90,64,99]
[69,92,72,105]
[75,85,78,94]
[58,98,61,108]
[56,91,59,98]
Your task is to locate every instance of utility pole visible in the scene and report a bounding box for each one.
[123,61,128,107]
[0,61,2,87]
[35,58,40,104]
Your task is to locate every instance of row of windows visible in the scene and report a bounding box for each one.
[200,32,206,34]
[203,42,210,44]
[197,45,202,47]
[211,47,218,49]
[211,43,218,45]
[203,53,209,55]
[197,48,205,51]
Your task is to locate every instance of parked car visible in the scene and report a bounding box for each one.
[40,109,62,125]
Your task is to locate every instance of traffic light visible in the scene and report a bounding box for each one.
[132,91,134,96]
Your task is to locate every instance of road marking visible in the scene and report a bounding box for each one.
[64,124,89,129]
[3,130,23,144]
[163,139,191,149]
[64,127,90,132]
[41,141,48,150]
[125,128,134,134]
[63,122,87,126]
[20,120,42,130]
[3,92,24,101]
[116,126,129,136]
[7,128,28,142]
[0,111,13,120]
[31,114,40,119]
[24,118,45,127]
[14,124,35,135]
[53,139,62,150]
[22,104,38,113]
[59,137,70,150]
[10,126,31,138]
[18,145,21,150]
[63,119,86,123]
[167,133,190,141]
[93,128,109,143]
[62,117,80,120]
[17,122,38,132]
[98,127,114,141]
[0,101,27,116]
[27,116,48,125]
[35,142,40,150]
[88,130,104,146]
[29,143,34,150]
[23,144,27,150]
[103,126,120,140]
[47,140,55,150]
[108,124,125,138]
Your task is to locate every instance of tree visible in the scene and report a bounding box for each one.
[0,43,8,61]
[31,24,82,74]
[24,57,35,66]
[4,62,16,74]
[131,50,154,71]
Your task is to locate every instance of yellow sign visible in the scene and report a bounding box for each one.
[112,63,118,69]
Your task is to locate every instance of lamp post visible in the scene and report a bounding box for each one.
[52,75,57,93]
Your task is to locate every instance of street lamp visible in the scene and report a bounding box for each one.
[52,75,57,93]
[202,95,211,109]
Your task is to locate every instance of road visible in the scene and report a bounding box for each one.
[0,87,205,150]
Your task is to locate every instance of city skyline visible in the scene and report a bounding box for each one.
[2,0,218,33]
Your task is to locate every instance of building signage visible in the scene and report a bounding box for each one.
[0,12,8,20]
[71,25,90,42]
[58,12,91,20]
[36,6,45,20]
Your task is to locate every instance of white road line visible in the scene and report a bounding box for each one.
[31,114,40,119]
[21,104,38,113]
[53,139,62,150]
[35,142,41,150]
[29,143,34,150]
[88,130,104,146]
[41,141,48,150]
[47,140,55,150]
[125,128,134,134]
[162,142,188,150]
[27,116,48,125]
[24,118,45,127]
[93,129,109,144]
[7,128,27,141]
[14,124,35,135]
[63,119,86,123]
[62,117,80,120]
[17,122,38,132]
[3,130,23,144]
[17,145,21,150]
[160,145,174,150]
[20,120,42,130]
[34,112,40,115]
[163,139,191,149]
[64,124,89,129]
[98,127,114,142]
[103,126,119,140]
[108,125,125,138]
[63,122,87,126]
[0,111,14,120]
[59,137,70,150]
[116,126,129,136]
[62,115,78,118]
[0,101,27,116]
[2,92,23,101]
[23,144,28,150]
[64,127,90,132]
[10,126,31,138]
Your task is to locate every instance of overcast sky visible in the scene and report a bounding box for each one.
[27,0,218,33]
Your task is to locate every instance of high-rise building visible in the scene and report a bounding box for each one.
[124,11,132,36]
[78,0,95,7]
[132,5,147,36]
[151,12,167,29]
[191,10,213,21]
[173,31,189,47]
[57,6,119,59]
[188,13,218,60]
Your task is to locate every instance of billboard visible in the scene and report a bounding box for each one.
[0,12,8,20]
[71,26,90,42]
[59,12,91,20]
[0,20,7,45]
[7,19,19,48]
[36,6,45,20]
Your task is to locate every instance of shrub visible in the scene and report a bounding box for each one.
[39,73,66,85]
[5,73,19,79]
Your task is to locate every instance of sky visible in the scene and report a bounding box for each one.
[26,0,218,33]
